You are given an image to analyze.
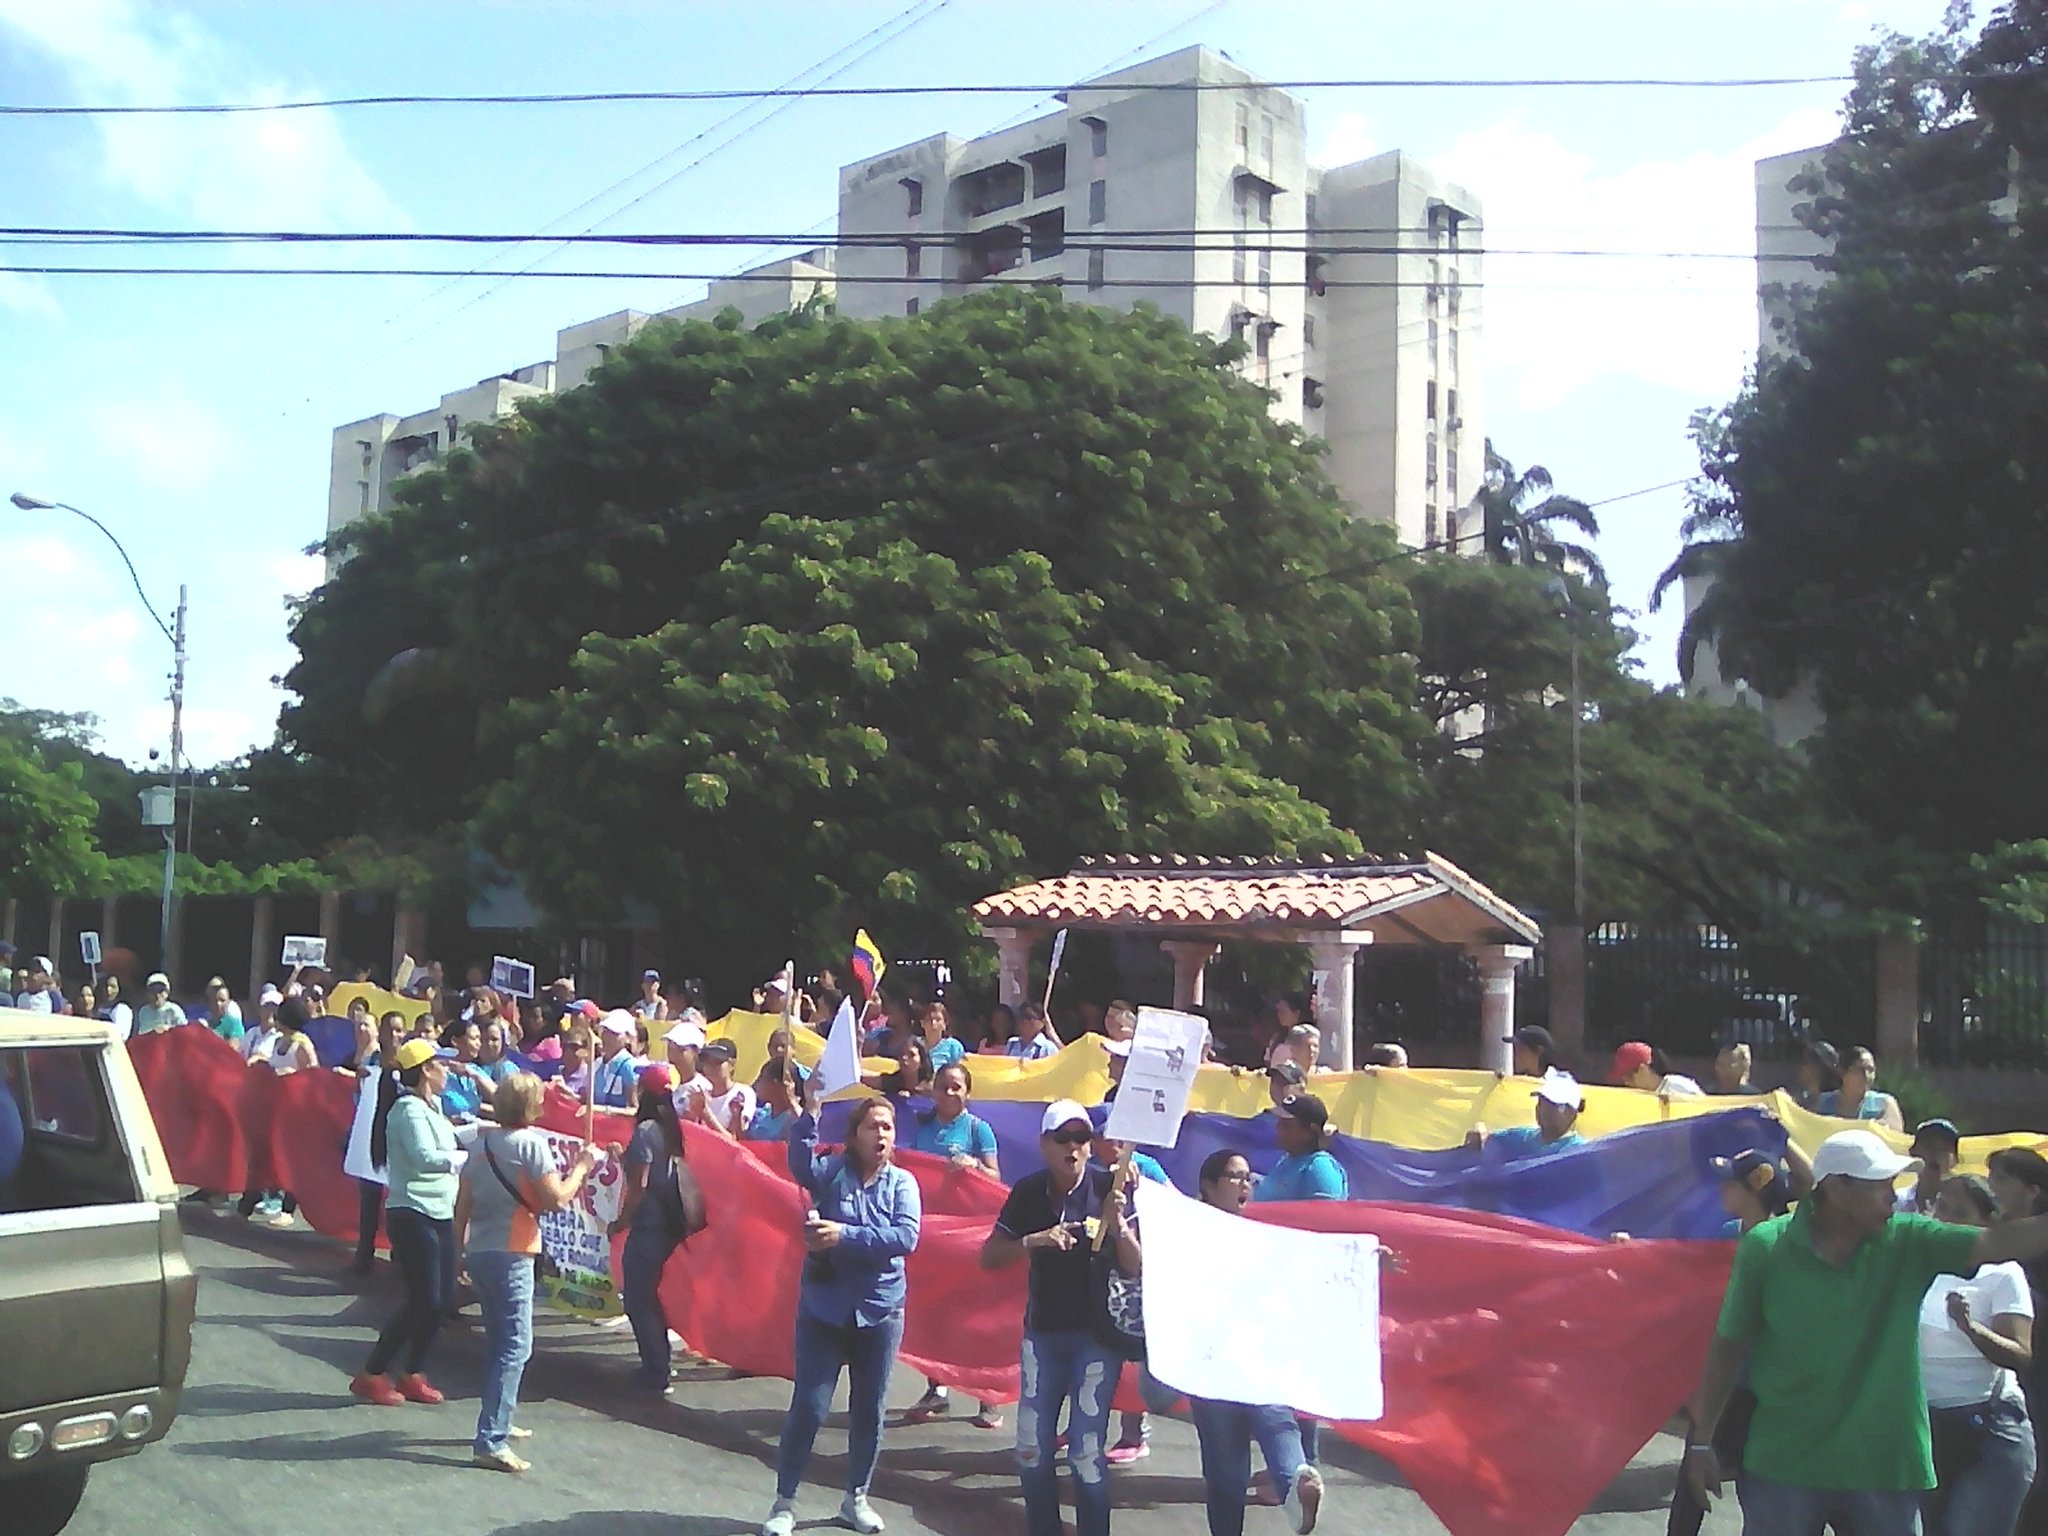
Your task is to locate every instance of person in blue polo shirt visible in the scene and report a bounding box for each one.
[1473,1069,1587,1162]
[903,1061,1004,1429]
[1254,1094,1348,1204]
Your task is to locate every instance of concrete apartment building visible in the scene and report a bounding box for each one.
[834,46,1482,548]
[329,47,1480,560]
[325,253,833,567]
[1674,145,1831,744]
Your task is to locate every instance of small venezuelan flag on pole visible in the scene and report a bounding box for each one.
[849,929,887,1003]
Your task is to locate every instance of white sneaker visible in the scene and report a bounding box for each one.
[1284,1464,1324,1535]
[839,1492,885,1533]
[760,1501,796,1536]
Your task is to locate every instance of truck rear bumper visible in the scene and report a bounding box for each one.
[0,1385,176,1479]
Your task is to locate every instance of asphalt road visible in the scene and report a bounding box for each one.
[73,1210,1735,1536]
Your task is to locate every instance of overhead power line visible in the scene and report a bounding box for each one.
[0,225,1824,262]
[0,74,1864,117]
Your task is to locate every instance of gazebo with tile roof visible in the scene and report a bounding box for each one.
[972,852,1542,1072]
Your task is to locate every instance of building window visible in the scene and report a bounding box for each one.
[1232,235,1246,284]
[1087,248,1105,290]
[357,479,369,512]
[1447,456,1459,503]
[906,243,922,279]
[1260,113,1275,164]
[903,177,924,217]
[1302,315,1315,347]
[1235,102,1249,152]
[1449,327,1460,373]
[1446,386,1459,428]
[1302,376,1324,410]
[906,297,920,316]
[357,439,373,467]
[1257,187,1273,225]
[1447,509,1460,547]
[1305,191,1318,226]
[1088,179,1106,225]
[1426,505,1439,545]
[1229,309,1248,344]
[1426,379,1438,420]
[1086,116,1107,159]
[1429,319,1440,365]
[1255,323,1271,362]
[1256,247,1271,290]
[1447,279,1461,318]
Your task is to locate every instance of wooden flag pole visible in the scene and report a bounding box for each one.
[1093,1146,1134,1252]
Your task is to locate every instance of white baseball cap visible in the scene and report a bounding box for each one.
[146,972,171,989]
[663,1020,707,1049]
[1812,1129,1919,1183]
[599,1009,637,1038]
[1103,1038,1132,1058]
[1041,1099,1093,1135]
[258,984,284,1006]
[1533,1068,1585,1110]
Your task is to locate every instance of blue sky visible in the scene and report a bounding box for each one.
[0,0,1947,767]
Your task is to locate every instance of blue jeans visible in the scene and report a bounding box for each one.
[469,1250,535,1456]
[363,1207,450,1377]
[1928,1401,2037,1536]
[1738,1469,1923,1535]
[1017,1329,1119,1536]
[1189,1397,1307,1536]
[775,1307,903,1502]
[621,1226,678,1387]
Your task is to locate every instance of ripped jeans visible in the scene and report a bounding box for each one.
[1016,1329,1119,1536]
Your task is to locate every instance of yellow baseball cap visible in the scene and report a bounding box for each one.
[393,1038,439,1072]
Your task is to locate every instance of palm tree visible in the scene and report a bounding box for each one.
[1650,409,1742,683]
[1472,442,1606,587]
[1649,503,1742,684]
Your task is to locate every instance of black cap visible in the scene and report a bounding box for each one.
[1278,1093,1329,1131]
[1506,1024,1556,1051]
[1266,1060,1306,1086]
[1912,1118,1961,1151]
[700,1039,738,1064]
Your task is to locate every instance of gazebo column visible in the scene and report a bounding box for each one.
[1474,943,1535,1075]
[981,927,1034,1013]
[1161,940,1219,1011]
[1304,933,1371,1073]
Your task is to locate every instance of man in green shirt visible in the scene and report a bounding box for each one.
[1686,1128,2048,1534]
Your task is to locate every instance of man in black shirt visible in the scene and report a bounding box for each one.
[982,1098,1140,1536]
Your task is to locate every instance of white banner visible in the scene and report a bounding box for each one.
[1134,1178,1385,1422]
[1102,1006,1207,1148]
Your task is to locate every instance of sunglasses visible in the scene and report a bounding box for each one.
[1049,1127,1093,1146]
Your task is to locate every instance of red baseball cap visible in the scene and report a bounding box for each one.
[1608,1040,1654,1084]
[638,1063,675,1095]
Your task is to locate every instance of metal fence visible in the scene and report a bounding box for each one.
[1582,922,1876,1062]
[1922,918,2048,1068]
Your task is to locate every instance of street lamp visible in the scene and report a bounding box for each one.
[1543,575,1586,930]
[9,492,188,972]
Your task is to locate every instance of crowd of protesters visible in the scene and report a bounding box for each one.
[20,945,2048,1535]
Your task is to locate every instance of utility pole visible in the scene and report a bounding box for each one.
[161,585,187,967]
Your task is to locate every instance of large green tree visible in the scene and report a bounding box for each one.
[281,289,1425,981]
[0,732,103,896]
[1405,557,1859,931]
[1676,3,2048,897]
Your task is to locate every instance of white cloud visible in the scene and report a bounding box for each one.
[0,272,61,319]
[1433,106,1844,411]
[0,0,406,231]
[1315,110,1378,169]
